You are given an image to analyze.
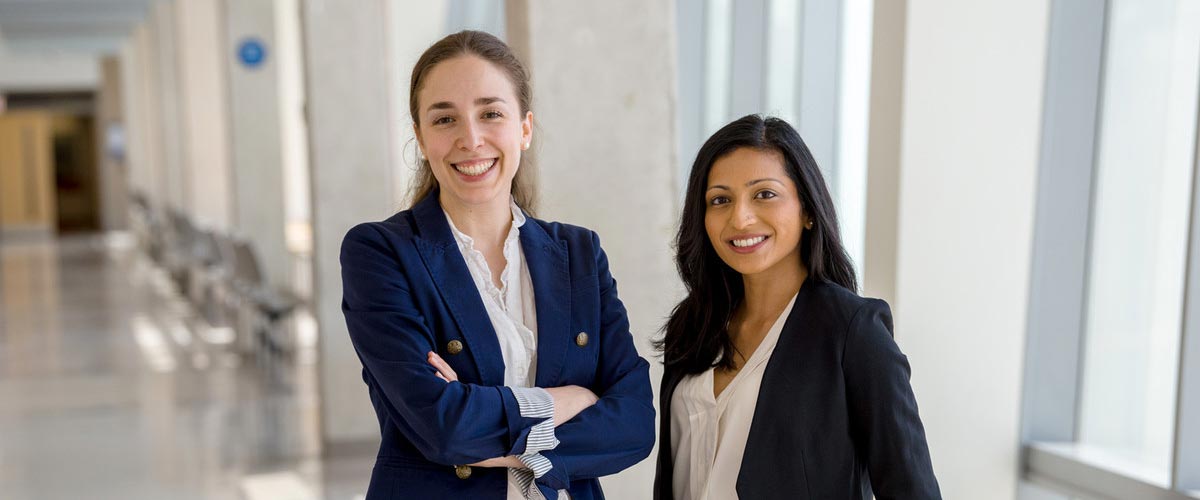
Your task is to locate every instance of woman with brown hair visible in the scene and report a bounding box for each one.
[340,30,655,499]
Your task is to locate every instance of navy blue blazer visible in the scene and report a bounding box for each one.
[654,279,941,500]
[341,194,656,499]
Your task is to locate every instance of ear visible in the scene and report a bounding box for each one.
[413,123,425,157]
[521,110,533,148]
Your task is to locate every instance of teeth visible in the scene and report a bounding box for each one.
[732,236,766,248]
[454,159,495,176]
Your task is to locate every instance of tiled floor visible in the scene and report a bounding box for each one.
[0,234,372,500]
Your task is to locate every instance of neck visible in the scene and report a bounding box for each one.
[440,192,513,250]
[739,258,807,322]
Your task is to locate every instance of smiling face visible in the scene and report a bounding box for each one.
[704,147,809,278]
[413,55,533,211]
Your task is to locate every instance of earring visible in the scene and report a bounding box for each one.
[805,220,814,230]
[521,142,530,150]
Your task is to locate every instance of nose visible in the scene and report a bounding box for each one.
[731,200,756,230]
[457,120,484,151]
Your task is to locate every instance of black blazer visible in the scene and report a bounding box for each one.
[654,279,941,500]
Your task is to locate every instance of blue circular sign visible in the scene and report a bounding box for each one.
[237,38,267,68]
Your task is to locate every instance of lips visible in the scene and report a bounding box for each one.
[452,158,496,177]
[728,235,769,253]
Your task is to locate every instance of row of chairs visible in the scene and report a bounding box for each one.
[128,193,302,358]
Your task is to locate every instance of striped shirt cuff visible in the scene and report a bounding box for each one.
[511,387,559,454]
[513,453,556,499]
[518,452,554,479]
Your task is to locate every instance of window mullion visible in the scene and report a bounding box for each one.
[1171,64,1200,493]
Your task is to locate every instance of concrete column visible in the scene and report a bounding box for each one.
[176,0,234,231]
[863,0,906,305]
[94,56,129,231]
[508,3,679,498]
[118,35,142,200]
[128,23,165,206]
[224,0,290,287]
[151,1,188,213]
[302,0,402,449]
[893,1,1050,498]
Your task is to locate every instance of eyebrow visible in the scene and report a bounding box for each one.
[706,178,786,192]
[425,96,508,113]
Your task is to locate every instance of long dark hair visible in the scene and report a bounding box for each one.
[657,114,858,374]
[408,30,537,212]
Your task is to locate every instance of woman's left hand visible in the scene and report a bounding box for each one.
[427,351,458,382]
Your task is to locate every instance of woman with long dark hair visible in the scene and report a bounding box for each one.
[340,30,654,499]
[654,115,940,499]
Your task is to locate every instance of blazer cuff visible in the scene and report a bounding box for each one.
[532,449,571,492]
[511,386,559,454]
[500,387,549,456]
[512,462,553,500]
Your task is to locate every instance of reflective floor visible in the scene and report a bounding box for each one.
[0,234,372,500]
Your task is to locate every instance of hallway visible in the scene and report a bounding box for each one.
[0,234,370,499]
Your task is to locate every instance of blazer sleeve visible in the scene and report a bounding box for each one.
[531,231,657,494]
[843,299,942,500]
[340,223,548,466]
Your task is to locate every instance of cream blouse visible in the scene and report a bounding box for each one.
[443,201,567,500]
[668,293,798,500]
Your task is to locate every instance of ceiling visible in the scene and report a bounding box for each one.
[0,0,157,55]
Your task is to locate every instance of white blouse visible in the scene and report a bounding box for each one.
[444,201,567,500]
[669,293,798,500]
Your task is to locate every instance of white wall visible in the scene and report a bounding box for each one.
[894,1,1050,498]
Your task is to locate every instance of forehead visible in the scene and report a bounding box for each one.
[418,55,518,110]
[707,148,789,185]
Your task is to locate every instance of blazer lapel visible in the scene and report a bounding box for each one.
[738,278,815,492]
[411,195,506,385]
[518,215,571,387]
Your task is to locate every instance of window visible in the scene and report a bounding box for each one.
[1022,0,1200,498]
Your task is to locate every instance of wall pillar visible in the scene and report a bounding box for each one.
[302,0,399,449]
[893,1,1050,498]
[224,0,289,286]
[508,3,679,497]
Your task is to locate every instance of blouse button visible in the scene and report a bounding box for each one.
[447,340,463,355]
[455,465,472,479]
[575,332,589,347]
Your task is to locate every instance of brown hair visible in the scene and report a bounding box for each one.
[408,30,537,213]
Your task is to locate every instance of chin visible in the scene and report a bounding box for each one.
[730,254,789,277]
[447,185,506,205]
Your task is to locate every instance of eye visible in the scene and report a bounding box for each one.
[708,196,730,206]
[755,190,778,200]
[482,110,504,119]
[431,115,454,126]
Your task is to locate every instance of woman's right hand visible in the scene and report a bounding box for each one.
[545,385,599,426]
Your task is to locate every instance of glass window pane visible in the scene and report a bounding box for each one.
[703,0,733,136]
[1079,0,1200,480]
[765,0,800,126]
